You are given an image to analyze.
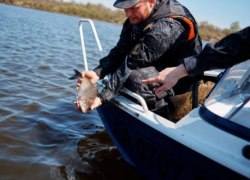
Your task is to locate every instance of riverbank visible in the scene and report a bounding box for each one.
[0,0,126,24]
[0,0,239,41]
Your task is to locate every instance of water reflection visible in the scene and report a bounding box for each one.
[0,4,142,179]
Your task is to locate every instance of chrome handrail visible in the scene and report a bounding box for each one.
[79,19,102,71]
[121,88,149,113]
[79,19,149,113]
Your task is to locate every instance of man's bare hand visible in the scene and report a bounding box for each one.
[90,97,102,110]
[77,71,99,89]
[142,64,188,94]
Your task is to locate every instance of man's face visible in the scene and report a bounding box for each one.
[124,0,154,25]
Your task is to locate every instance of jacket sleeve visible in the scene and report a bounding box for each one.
[93,20,132,79]
[184,26,250,75]
[99,18,187,102]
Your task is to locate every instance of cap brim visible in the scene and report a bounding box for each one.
[113,0,140,9]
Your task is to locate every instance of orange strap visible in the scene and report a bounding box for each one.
[171,16,196,41]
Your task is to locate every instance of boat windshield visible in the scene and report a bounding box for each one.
[201,60,250,140]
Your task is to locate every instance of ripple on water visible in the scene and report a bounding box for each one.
[0,108,12,117]
[6,99,42,114]
[0,67,18,78]
[24,102,42,113]
[0,161,51,180]
[77,131,144,179]
[0,4,123,179]
[37,65,51,71]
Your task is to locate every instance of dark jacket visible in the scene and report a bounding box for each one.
[184,26,250,75]
[94,0,202,102]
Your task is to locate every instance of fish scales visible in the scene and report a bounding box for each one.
[77,77,98,113]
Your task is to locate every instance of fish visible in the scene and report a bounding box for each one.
[69,69,98,113]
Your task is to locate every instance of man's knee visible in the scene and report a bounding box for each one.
[125,67,159,95]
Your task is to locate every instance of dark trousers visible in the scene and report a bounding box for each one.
[124,67,175,119]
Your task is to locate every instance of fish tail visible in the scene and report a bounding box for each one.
[69,69,82,80]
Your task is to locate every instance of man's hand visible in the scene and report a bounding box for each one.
[82,71,100,84]
[77,71,100,89]
[90,97,102,110]
[142,64,188,94]
[76,70,101,113]
[75,96,102,113]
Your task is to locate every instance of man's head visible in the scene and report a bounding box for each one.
[113,0,156,25]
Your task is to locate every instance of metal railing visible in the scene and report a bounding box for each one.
[78,19,149,113]
[79,19,103,71]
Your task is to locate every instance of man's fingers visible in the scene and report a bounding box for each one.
[77,78,82,85]
[77,78,82,83]
[90,97,102,110]
[90,101,99,110]
[154,84,170,95]
[74,100,83,112]
[90,104,97,110]
[141,77,157,84]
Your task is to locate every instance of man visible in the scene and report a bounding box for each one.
[142,26,250,95]
[77,0,202,117]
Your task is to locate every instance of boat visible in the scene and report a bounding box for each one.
[79,19,250,179]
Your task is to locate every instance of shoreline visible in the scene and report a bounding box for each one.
[0,0,126,24]
[0,0,238,41]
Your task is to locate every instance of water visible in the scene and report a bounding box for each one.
[0,4,142,179]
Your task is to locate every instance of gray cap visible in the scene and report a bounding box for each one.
[113,0,141,9]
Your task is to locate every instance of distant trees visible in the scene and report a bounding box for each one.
[1,0,242,42]
[1,0,126,23]
[198,21,241,42]
[229,21,240,33]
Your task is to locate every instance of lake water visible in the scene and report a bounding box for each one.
[0,4,142,180]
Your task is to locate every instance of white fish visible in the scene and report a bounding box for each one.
[69,69,98,113]
[77,76,98,113]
